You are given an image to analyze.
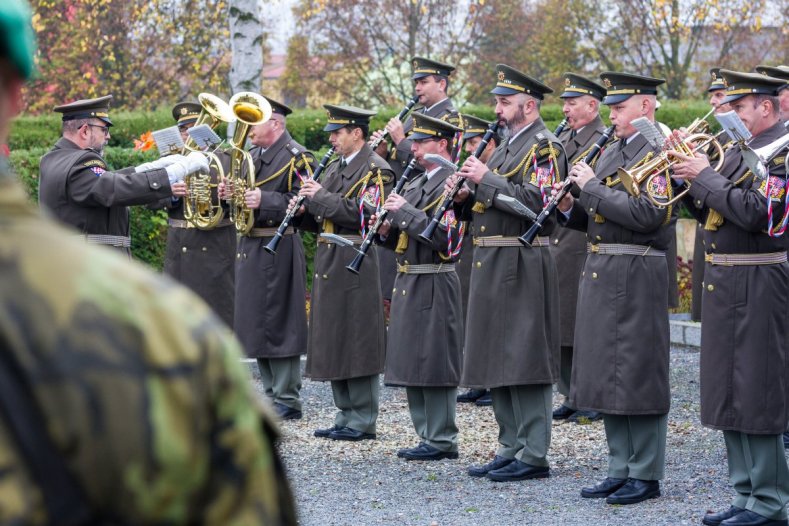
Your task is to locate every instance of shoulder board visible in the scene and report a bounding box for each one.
[770,155,786,168]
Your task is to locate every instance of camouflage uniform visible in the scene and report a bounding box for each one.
[0,161,296,525]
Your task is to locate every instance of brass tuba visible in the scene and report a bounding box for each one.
[183,93,236,229]
[226,92,273,235]
[618,112,725,208]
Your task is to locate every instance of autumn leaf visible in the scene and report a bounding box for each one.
[133,131,155,152]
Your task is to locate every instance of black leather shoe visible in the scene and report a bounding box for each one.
[605,478,660,505]
[313,425,340,438]
[783,432,789,449]
[580,477,627,498]
[401,443,459,461]
[328,426,376,441]
[703,506,745,526]
[486,459,550,482]
[569,410,603,423]
[457,389,488,403]
[475,393,493,406]
[552,404,576,420]
[720,510,789,525]
[273,402,303,420]
[397,442,425,458]
[468,455,514,477]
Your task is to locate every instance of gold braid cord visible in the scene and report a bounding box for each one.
[704,170,754,231]
[396,195,446,255]
[324,167,386,236]
[472,144,541,215]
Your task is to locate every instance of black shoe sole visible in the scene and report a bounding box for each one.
[606,490,661,505]
[403,451,459,461]
[487,471,550,482]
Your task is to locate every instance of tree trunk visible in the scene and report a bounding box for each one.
[228,0,263,94]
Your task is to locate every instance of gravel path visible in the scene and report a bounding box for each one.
[252,347,766,525]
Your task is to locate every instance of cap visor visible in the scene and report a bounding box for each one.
[409,132,436,141]
[411,72,430,80]
[323,123,346,132]
[490,86,521,96]
[559,91,585,99]
[99,117,114,126]
[721,93,747,104]
[462,132,483,139]
[602,94,632,105]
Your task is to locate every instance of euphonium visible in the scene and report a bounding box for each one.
[618,111,725,208]
[226,92,273,235]
[183,93,236,229]
[741,132,789,181]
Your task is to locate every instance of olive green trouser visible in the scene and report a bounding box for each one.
[330,375,379,434]
[604,413,667,481]
[491,384,552,467]
[257,356,302,411]
[406,386,458,453]
[724,430,789,520]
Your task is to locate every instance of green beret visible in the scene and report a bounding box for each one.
[0,0,36,80]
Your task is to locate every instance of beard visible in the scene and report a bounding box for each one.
[500,104,527,137]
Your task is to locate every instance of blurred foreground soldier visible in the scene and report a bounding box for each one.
[0,1,296,523]
[454,114,499,407]
[551,73,607,424]
[452,65,565,482]
[156,101,236,326]
[377,114,464,461]
[556,72,672,505]
[371,57,460,304]
[231,97,313,420]
[671,70,789,526]
[294,105,393,441]
[39,95,207,257]
[690,68,732,322]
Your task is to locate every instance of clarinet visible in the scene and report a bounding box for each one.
[519,125,615,247]
[369,95,420,150]
[553,118,569,137]
[264,147,336,255]
[346,158,419,275]
[418,122,500,242]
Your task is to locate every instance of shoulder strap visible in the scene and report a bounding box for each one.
[0,346,98,525]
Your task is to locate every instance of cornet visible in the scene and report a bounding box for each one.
[617,110,725,208]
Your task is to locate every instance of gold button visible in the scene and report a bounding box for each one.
[480,226,486,233]
[486,199,491,204]
[402,290,407,296]
[582,271,585,276]
[592,272,598,279]
[475,261,481,268]
[316,216,322,221]
[553,238,559,245]
[202,247,207,252]
[243,254,247,259]
[152,182,159,189]
[711,243,716,249]
[696,200,702,207]
[322,274,328,279]
[392,288,396,294]
[595,235,602,241]
[181,247,187,253]
[314,273,318,278]
[401,221,407,226]
[267,220,273,225]
[589,207,594,213]
[236,253,241,259]
[707,284,714,291]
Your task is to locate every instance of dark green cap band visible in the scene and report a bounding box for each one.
[0,0,36,80]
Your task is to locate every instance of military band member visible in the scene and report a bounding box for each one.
[455,114,500,406]
[671,70,789,526]
[450,65,566,482]
[370,57,460,305]
[551,73,608,423]
[156,101,236,326]
[376,114,464,461]
[691,68,732,322]
[0,1,296,522]
[294,105,394,441]
[756,65,789,120]
[38,95,207,257]
[233,97,313,420]
[557,72,673,505]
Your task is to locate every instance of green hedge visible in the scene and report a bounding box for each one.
[8,101,714,271]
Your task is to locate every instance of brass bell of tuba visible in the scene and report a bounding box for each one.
[226,92,273,235]
[183,92,236,229]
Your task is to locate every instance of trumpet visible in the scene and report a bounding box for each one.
[226,92,273,235]
[618,110,724,208]
[183,93,236,229]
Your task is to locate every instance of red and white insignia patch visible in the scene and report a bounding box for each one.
[647,174,669,198]
[90,166,105,176]
[529,166,553,189]
[440,209,458,228]
[759,176,786,201]
[360,185,380,207]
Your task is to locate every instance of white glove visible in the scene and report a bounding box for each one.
[134,154,186,173]
[164,152,210,184]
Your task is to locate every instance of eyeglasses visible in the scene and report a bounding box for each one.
[85,124,110,136]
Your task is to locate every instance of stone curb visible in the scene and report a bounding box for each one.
[670,319,701,348]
